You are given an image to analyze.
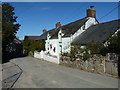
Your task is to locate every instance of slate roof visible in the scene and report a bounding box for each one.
[12,38,22,44]
[73,19,120,44]
[50,17,88,39]
[62,17,88,36]
[24,36,41,40]
[36,28,59,40]
[36,17,88,40]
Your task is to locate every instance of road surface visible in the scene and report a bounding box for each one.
[5,56,119,88]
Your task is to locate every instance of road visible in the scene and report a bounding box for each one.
[6,56,119,88]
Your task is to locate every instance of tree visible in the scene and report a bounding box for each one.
[107,31,120,77]
[107,31,120,55]
[2,3,21,55]
[86,40,105,54]
[23,39,45,56]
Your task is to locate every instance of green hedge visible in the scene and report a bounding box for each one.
[23,39,45,55]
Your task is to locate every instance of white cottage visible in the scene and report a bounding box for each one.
[45,6,98,57]
[34,6,120,63]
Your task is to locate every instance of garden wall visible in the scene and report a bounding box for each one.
[60,53,118,76]
[34,51,60,64]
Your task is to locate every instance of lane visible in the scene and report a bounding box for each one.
[2,62,22,89]
[9,56,118,88]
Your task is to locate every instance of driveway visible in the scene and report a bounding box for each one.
[6,56,119,88]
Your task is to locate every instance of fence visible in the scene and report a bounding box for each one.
[34,51,60,64]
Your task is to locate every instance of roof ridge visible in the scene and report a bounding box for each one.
[99,19,120,25]
[27,35,40,37]
[62,17,87,27]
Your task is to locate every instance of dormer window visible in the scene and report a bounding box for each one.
[83,25,85,30]
[50,44,52,49]
[59,33,62,36]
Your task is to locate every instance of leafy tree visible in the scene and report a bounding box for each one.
[23,39,45,55]
[2,3,21,54]
[86,40,105,54]
[107,31,120,55]
[106,31,120,77]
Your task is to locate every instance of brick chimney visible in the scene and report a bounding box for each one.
[56,22,61,28]
[87,5,96,18]
[43,29,47,33]
[16,36,19,39]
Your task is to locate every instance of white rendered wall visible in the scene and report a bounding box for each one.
[104,28,120,47]
[46,39,58,56]
[45,37,71,56]
[61,37,71,53]
[45,17,98,56]
[71,26,85,41]
[34,51,60,64]
[72,17,98,41]
[85,17,98,29]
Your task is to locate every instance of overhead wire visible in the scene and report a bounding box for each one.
[59,3,90,24]
[98,3,120,20]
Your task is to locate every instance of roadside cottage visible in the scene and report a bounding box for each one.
[34,6,120,64]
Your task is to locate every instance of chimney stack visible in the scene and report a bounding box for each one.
[43,29,47,33]
[16,36,19,39]
[56,22,61,28]
[87,5,96,18]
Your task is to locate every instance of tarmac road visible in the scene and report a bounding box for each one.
[7,56,119,88]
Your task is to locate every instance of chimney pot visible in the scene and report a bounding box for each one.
[87,6,96,18]
[56,22,61,28]
[16,37,19,39]
[43,29,47,33]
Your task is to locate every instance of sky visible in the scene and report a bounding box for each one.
[5,2,119,40]
[2,0,120,2]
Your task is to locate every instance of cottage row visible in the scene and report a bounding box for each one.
[25,6,120,57]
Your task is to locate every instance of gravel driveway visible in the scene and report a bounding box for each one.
[6,56,119,88]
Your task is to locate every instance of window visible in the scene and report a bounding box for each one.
[59,33,62,35]
[60,45,62,47]
[50,44,52,49]
[53,47,56,52]
[83,25,85,30]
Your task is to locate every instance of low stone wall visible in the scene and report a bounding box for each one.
[60,55,118,76]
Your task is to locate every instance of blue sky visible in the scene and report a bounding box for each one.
[8,2,119,40]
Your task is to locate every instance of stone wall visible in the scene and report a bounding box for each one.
[60,54,118,77]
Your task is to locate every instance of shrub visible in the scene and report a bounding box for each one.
[86,40,105,54]
[23,39,45,55]
[62,41,106,61]
[107,31,120,55]
[62,52,69,56]
[83,53,91,61]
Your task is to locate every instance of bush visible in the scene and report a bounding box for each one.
[86,40,105,54]
[28,51,34,57]
[62,52,69,56]
[23,39,45,55]
[83,53,91,61]
[62,41,106,61]
[107,31,120,55]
